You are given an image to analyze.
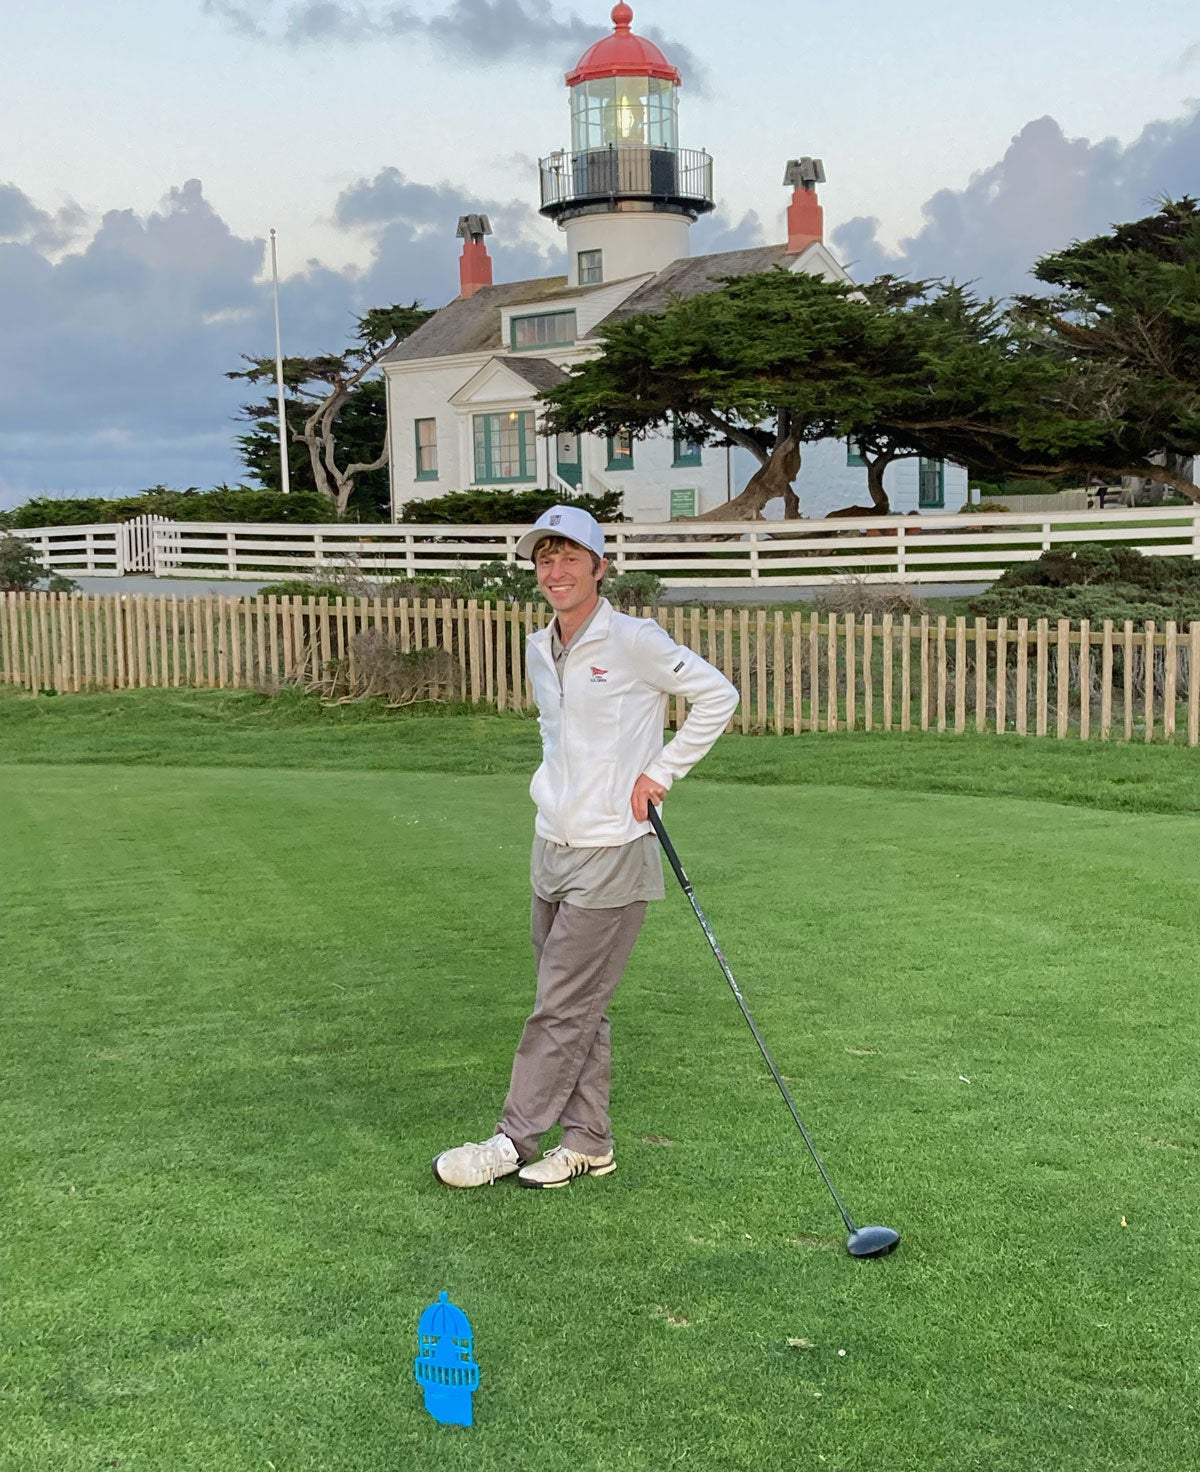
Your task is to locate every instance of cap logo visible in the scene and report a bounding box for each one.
[549,514,561,525]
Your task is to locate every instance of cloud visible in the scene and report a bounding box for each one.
[0,171,562,504]
[831,105,1200,299]
[397,0,602,57]
[334,168,495,234]
[1178,41,1200,71]
[0,183,89,252]
[0,168,760,505]
[0,179,345,503]
[203,0,708,90]
[201,0,268,38]
[329,164,563,303]
[691,207,767,256]
[6,98,1195,506]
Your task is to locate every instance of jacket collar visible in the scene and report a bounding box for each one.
[531,596,613,651]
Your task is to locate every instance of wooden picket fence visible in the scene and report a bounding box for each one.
[2,591,1197,745]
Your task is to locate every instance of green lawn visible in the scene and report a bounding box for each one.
[4,688,1198,814]
[3,693,1199,1470]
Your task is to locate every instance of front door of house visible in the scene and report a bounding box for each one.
[556,432,581,489]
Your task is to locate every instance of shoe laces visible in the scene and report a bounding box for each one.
[541,1145,588,1177]
[462,1133,513,1184]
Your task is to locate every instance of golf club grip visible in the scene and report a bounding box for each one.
[646,803,690,891]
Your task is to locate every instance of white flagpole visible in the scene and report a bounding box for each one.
[270,228,291,495]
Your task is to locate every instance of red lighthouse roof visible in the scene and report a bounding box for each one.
[565,4,683,87]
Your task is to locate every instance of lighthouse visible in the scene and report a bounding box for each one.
[385,3,968,521]
[539,2,714,288]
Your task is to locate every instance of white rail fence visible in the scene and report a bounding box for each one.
[16,522,121,575]
[13,506,1200,587]
[13,514,175,577]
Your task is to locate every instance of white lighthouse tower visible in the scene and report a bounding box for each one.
[539,2,714,288]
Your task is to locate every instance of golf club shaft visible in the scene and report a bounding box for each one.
[647,803,858,1236]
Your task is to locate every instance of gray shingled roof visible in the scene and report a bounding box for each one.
[591,245,797,328]
[386,245,804,363]
[504,356,570,391]
[386,275,641,363]
[386,277,568,361]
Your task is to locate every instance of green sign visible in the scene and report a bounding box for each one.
[670,487,696,520]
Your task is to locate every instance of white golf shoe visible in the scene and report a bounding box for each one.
[517,1145,616,1190]
[432,1132,521,1188]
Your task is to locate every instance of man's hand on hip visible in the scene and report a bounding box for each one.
[631,773,667,823]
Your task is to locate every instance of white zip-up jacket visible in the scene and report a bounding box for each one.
[527,598,740,847]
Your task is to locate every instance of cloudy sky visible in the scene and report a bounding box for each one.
[2,0,1197,506]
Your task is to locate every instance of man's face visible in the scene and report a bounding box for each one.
[534,539,607,619]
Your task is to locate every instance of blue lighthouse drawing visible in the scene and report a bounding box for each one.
[414,1292,480,1427]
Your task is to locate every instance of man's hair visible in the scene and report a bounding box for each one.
[533,535,605,580]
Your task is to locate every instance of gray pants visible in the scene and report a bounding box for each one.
[499,896,647,1161]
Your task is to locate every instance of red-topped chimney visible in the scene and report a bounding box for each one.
[783,157,825,253]
[457,213,493,298]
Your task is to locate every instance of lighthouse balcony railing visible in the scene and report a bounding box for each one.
[539,145,713,213]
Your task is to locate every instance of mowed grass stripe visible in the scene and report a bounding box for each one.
[3,764,1198,1471]
[3,686,1199,814]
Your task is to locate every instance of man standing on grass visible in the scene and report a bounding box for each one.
[434,506,739,1190]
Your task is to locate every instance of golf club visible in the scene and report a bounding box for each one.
[647,803,900,1260]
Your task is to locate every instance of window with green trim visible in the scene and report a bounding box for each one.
[414,418,438,479]
[846,439,866,467]
[607,429,634,470]
[918,457,945,508]
[510,310,577,351]
[473,411,536,483]
[577,250,603,286]
[672,421,702,467]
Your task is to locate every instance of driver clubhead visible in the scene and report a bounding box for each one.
[846,1225,901,1259]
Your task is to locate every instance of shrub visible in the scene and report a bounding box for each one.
[454,560,540,603]
[970,549,1200,624]
[5,497,118,529]
[968,584,1200,626]
[253,579,371,600]
[312,634,460,707]
[254,556,539,605]
[988,546,1200,595]
[398,486,623,525]
[812,575,929,619]
[969,550,1200,626]
[1,535,48,591]
[256,560,660,613]
[972,476,1074,497]
[605,569,665,611]
[4,485,335,529]
[0,534,78,593]
[254,573,460,602]
[165,486,335,524]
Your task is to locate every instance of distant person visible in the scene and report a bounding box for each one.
[432,506,739,1191]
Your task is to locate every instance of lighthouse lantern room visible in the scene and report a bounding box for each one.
[540,3,714,287]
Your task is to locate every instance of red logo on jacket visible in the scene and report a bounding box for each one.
[590,666,608,682]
